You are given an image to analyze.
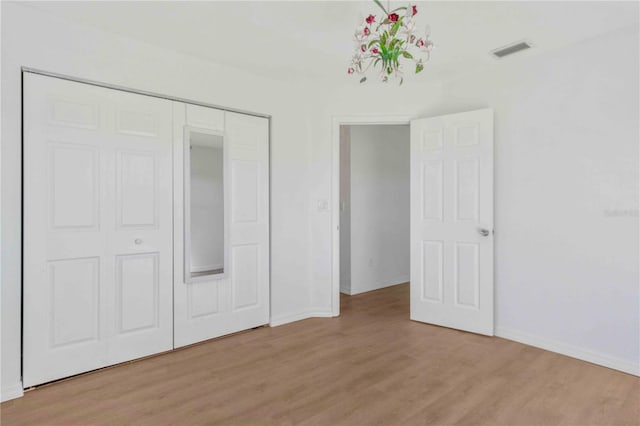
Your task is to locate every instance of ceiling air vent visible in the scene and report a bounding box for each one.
[491,41,532,58]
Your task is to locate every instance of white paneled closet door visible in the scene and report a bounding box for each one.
[173,105,270,347]
[23,73,174,387]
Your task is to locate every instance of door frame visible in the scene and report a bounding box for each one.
[331,115,415,316]
[19,68,273,391]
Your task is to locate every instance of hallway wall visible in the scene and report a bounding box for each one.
[345,125,410,295]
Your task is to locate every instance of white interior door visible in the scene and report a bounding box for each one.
[173,105,270,347]
[410,108,494,335]
[23,73,173,386]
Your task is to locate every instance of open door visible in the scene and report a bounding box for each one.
[410,109,494,335]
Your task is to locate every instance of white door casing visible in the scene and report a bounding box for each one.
[410,108,494,335]
[173,105,270,348]
[23,73,174,386]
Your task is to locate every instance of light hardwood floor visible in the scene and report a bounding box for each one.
[2,283,638,425]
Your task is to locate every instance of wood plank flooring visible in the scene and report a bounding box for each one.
[2,283,638,425]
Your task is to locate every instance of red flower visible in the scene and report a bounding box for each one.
[417,38,425,47]
[412,5,418,16]
[363,27,370,36]
[347,68,354,75]
[366,14,375,24]
[361,44,366,52]
[371,47,379,54]
[388,13,399,22]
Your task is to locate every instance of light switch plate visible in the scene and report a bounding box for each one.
[317,199,329,211]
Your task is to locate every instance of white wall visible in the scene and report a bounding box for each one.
[189,144,224,272]
[309,25,640,374]
[1,1,315,401]
[346,125,410,295]
[339,126,351,294]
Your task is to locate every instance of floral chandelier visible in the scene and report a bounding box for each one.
[348,0,433,84]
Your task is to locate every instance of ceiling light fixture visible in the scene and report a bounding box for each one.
[348,0,433,84]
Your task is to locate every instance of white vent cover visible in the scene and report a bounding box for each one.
[491,41,532,58]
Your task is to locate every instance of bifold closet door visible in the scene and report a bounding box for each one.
[173,105,270,347]
[23,73,173,387]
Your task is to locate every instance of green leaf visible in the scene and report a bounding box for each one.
[399,77,404,86]
[379,42,388,57]
[415,63,424,74]
[390,19,402,36]
[368,39,379,48]
[360,76,367,84]
[390,38,404,51]
[391,48,401,66]
[374,58,381,67]
[373,0,388,14]
[402,51,413,59]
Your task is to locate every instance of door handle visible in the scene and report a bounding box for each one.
[477,228,491,237]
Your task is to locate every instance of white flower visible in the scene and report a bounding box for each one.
[423,38,434,53]
[400,18,417,41]
[354,25,372,43]
[351,52,366,72]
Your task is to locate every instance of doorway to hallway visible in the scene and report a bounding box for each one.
[339,124,410,302]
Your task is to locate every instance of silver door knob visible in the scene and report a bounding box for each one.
[477,228,490,237]
[135,239,142,245]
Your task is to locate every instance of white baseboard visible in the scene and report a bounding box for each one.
[1,383,24,402]
[350,276,409,296]
[308,309,334,318]
[340,286,352,295]
[270,309,335,327]
[270,310,313,327]
[495,326,639,377]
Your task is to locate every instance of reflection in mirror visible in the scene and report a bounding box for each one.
[186,130,225,280]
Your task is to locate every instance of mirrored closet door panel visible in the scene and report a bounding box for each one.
[173,104,270,348]
[185,129,228,282]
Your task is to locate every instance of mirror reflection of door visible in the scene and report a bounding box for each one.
[186,130,226,281]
